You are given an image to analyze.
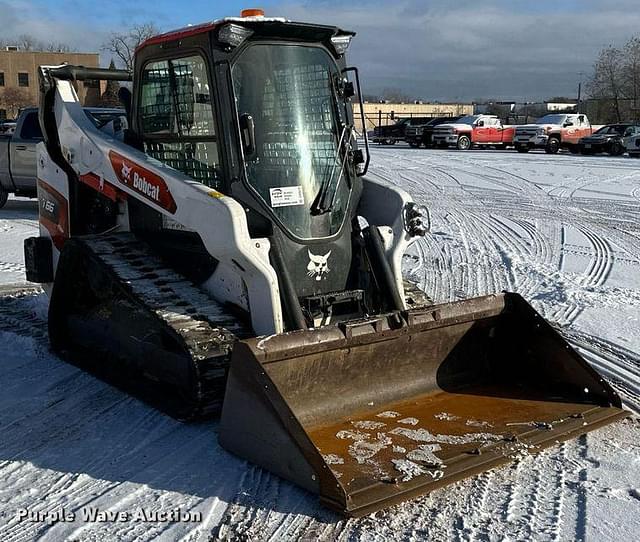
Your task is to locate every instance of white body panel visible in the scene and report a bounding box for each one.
[40,76,283,335]
[357,177,415,306]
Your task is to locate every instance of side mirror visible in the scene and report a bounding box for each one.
[563,121,574,127]
[477,120,484,127]
[342,66,370,176]
[239,113,256,158]
[343,81,355,99]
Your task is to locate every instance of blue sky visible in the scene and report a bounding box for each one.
[2,1,640,101]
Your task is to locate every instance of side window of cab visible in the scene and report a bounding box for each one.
[138,54,221,190]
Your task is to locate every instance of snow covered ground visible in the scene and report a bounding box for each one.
[0,197,37,287]
[0,147,639,541]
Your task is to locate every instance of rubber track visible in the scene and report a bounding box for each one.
[78,233,252,419]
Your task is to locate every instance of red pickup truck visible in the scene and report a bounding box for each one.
[432,115,515,150]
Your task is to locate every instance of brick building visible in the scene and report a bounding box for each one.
[0,48,101,120]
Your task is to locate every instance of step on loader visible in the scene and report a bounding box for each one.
[24,9,627,516]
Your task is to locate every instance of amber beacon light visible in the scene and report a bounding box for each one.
[241,8,265,17]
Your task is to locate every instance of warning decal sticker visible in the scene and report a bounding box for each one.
[269,186,305,208]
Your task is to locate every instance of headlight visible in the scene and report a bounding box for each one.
[330,34,353,55]
[217,24,254,48]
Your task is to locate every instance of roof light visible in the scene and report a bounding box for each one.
[241,8,264,17]
[330,34,353,56]
[218,23,254,48]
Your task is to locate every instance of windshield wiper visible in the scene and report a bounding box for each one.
[310,125,351,215]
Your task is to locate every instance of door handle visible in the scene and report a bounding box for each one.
[15,145,27,150]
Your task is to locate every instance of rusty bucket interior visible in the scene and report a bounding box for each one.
[218,293,627,516]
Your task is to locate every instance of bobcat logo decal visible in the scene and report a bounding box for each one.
[307,250,332,281]
[121,162,132,181]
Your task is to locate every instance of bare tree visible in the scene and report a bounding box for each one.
[95,59,123,108]
[587,45,626,122]
[0,34,73,52]
[16,34,37,51]
[0,88,33,118]
[622,36,640,119]
[102,23,159,72]
[45,42,73,53]
[381,87,414,104]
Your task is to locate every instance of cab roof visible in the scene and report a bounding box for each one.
[136,16,355,54]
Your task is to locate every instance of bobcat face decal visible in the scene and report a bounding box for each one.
[121,162,132,181]
[307,250,332,281]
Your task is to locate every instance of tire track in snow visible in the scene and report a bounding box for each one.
[563,329,640,414]
[550,226,614,326]
[579,228,614,288]
[0,292,48,341]
[0,261,26,274]
[574,435,591,542]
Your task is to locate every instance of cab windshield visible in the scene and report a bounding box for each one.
[232,44,353,240]
[455,115,479,125]
[536,114,567,125]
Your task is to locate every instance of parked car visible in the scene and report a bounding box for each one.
[404,116,462,148]
[625,131,640,158]
[578,123,640,156]
[513,113,595,154]
[0,107,125,209]
[432,115,515,150]
[372,117,433,145]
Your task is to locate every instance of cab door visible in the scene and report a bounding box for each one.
[474,119,490,143]
[10,111,42,193]
[577,115,591,140]
[563,115,579,144]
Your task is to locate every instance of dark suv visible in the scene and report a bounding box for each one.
[372,117,434,145]
[403,117,443,147]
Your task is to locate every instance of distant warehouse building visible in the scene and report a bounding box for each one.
[357,102,474,132]
[0,48,101,120]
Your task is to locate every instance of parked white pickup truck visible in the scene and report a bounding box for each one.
[513,113,595,154]
[0,107,125,208]
[432,115,515,150]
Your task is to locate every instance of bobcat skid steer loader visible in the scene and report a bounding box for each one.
[24,10,627,516]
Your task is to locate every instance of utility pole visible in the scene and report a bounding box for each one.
[633,58,638,123]
[577,71,585,113]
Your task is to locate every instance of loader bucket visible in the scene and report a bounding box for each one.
[219,293,627,516]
